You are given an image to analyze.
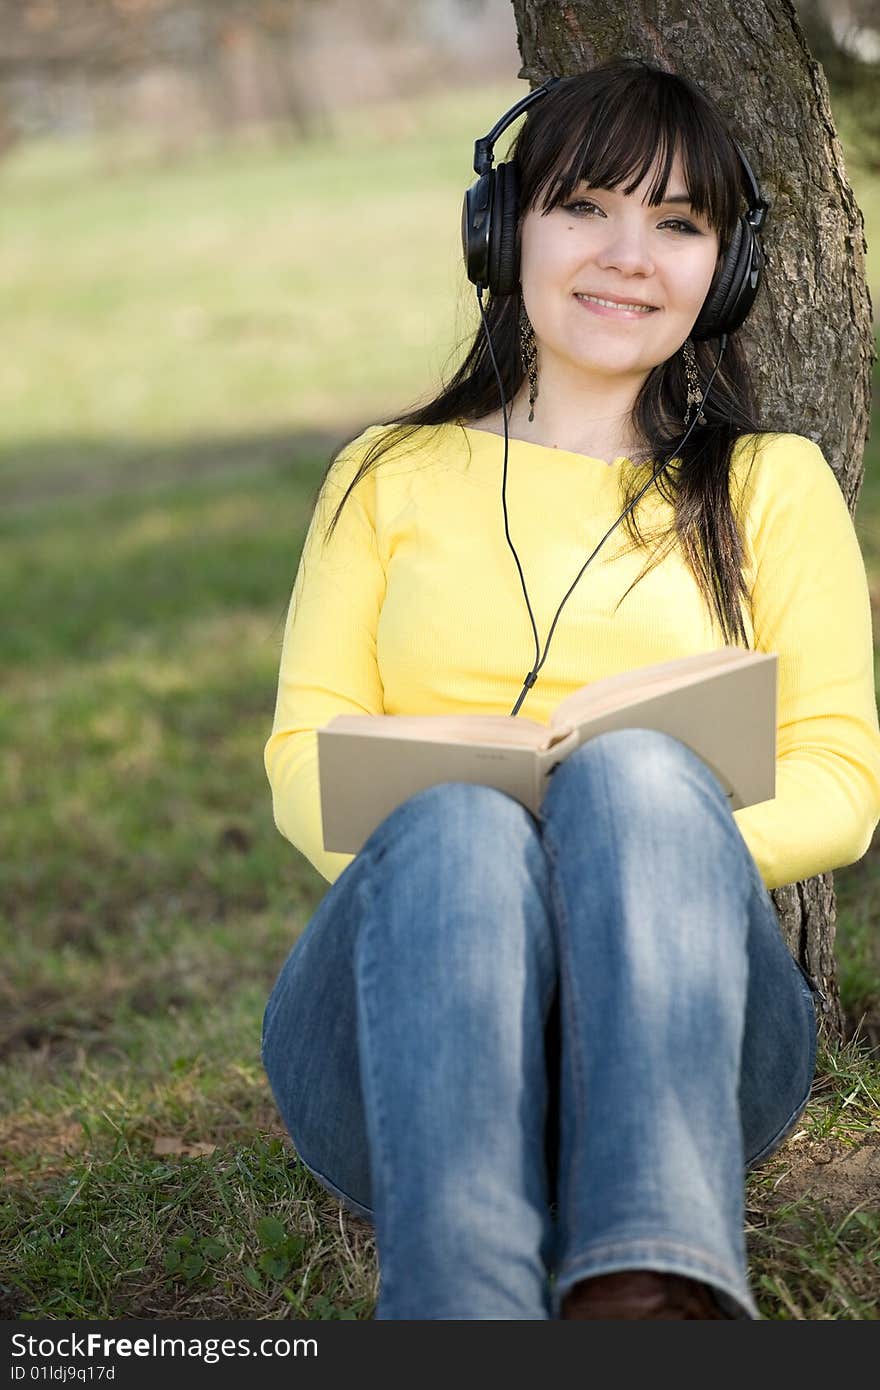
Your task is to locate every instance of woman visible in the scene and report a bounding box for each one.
[260,59,880,1319]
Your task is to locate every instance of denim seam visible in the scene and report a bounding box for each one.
[744,982,817,1170]
[740,870,819,1169]
[744,1089,812,1171]
[352,868,397,1308]
[541,744,635,1252]
[743,845,827,1010]
[260,997,281,1065]
[555,1235,747,1284]
[291,1142,374,1222]
[261,942,300,1062]
[261,844,390,1227]
[553,1237,758,1318]
[541,832,591,1255]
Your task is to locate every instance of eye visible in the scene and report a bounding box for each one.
[561,199,700,234]
[663,218,701,235]
[558,198,600,216]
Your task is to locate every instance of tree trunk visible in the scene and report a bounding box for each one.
[510,0,878,1041]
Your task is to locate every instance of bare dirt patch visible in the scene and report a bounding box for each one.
[765,1132,880,1221]
[0,1111,87,1182]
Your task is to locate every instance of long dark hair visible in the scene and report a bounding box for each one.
[316,57,770,647]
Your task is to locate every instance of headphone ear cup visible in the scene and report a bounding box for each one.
[692,215,762,340]
[488,161,521,297]
[691,217,742,340]
[463,170,495,289]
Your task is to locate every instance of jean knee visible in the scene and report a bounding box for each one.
[368,780,541,874]
[360,781,555,968]
[543,727,731,829]
[568,726,716,786]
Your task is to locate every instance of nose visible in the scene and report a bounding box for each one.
[594,217,656,277]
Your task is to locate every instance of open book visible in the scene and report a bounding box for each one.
[317,646,777,854]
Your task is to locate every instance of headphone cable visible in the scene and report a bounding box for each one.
[474,285,728,716]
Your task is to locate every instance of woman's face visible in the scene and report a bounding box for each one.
[518,147,724,384]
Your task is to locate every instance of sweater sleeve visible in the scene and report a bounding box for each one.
[264,429,386,884]
[731,434,880,889]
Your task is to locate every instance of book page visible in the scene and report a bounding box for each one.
[548,647,755,732]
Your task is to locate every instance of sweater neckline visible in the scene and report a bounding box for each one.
[455,422,629,469]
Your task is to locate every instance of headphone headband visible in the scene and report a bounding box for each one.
[472,76,562,176]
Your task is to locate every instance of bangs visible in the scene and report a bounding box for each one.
[513,65,742,246]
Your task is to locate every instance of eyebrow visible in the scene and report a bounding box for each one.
[577,182,695,207]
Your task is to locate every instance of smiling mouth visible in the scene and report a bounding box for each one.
[575,293,659,314]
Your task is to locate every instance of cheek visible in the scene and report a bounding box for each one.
[519,221,573,291]
[518,241,540,296]
[706,243,725,290]
[676,245,723,308]
[520,254,572,338]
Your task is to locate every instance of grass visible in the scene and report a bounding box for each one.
[2,83,880,1321]
[3,1029,878,1320]
[0,84,528,452]
[745,1039,880,1320]
[5,1133,377,1320]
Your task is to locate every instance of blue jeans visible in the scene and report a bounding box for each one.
[261,728,819,1320]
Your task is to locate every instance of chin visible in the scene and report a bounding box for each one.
[570,348,654,375]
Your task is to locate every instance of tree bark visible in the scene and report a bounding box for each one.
[510,0,878,1041]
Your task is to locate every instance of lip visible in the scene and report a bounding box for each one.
[574,292,659,319]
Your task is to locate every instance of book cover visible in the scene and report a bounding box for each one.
[317,647,777,854]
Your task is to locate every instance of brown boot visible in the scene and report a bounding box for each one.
[561,1269,729,1319]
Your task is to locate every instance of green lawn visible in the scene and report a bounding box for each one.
[2,85,879,1321]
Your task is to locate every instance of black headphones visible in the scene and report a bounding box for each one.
[462,75,769,340]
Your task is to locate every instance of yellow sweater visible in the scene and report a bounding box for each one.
[264,422,880,891]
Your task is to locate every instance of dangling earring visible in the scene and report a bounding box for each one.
[519,302,539,421]
[682,336,707,427]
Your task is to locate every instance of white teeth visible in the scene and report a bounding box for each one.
[576,294,655,312]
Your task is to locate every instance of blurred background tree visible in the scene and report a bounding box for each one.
[797,0,880,170]
[0,0,518,159]
[0,2,876,173]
